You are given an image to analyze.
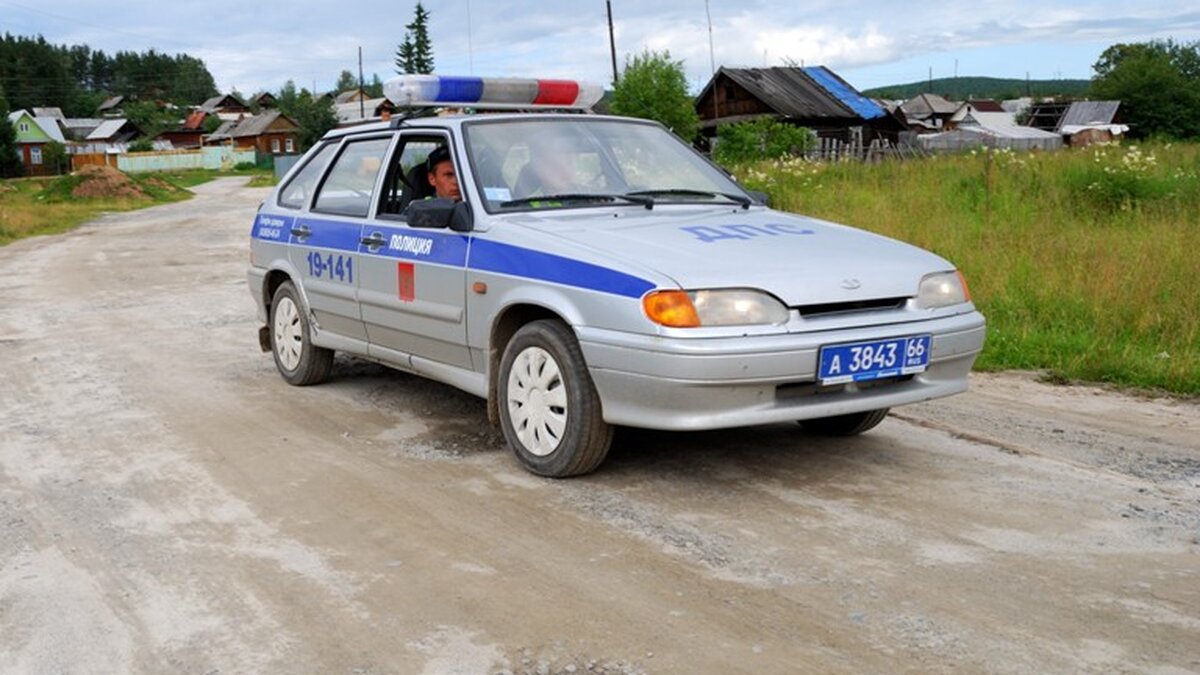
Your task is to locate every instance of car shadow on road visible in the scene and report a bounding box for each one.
[602,423,907,483]
[328,355,905,482]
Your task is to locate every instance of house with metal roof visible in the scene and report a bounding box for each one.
[950,102,1017,128]
[335,89,370,105]
[918,118,1063,152]
[204,110,300,155]
[153,111,212,149]
[97,95,125,117]
[59,117,104,141]
[695,66,908,144]
[86,119,139,145]
[7,109,68,175]
[199,93,251,121]
[1022,99,1126,146]
[254,92,278,109]
[899,93,960,131]
[31,107,66,121]
[1058,101,1127,145]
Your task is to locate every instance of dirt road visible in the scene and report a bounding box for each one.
[1,179,1198,674]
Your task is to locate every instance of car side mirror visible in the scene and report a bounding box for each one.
[406,198,473,232]
[747,190,770,207]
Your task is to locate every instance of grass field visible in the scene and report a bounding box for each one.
[733,142,1200,395]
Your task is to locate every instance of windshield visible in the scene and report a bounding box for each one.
[463,118,748,212]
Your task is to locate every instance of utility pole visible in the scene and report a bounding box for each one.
[467,0,475,74]
[358,46,365,120]
[606,1,619,86]
[706,0,717,123]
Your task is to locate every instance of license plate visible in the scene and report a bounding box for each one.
[818,335,931,385]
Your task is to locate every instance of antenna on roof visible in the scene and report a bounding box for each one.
[467,0,474,74]
[607,1,619,86]
[358,46,365,121]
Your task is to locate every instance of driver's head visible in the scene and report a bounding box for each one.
[426,146,461,201]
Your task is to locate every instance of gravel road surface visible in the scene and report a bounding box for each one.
[1,178,1198,674]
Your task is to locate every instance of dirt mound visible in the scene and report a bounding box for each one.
[70,165,147,199]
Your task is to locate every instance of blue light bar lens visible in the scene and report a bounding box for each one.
[435,77,484,104]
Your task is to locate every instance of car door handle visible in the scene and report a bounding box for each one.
[290,225,311,238]
[360,233,386,248]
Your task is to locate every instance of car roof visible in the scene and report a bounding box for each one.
[319,112,659,141]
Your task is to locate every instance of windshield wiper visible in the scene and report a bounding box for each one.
[626,188,753,209]
[500,193,653,209]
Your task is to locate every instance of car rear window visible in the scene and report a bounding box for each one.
[277,142,337,210]
[312,137,393,218]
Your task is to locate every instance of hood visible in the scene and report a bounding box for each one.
[504,207,952,306]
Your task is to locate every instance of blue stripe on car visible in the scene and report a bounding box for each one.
[469,240,655,299]
[361,225,470,265]
[292,217,363,250]
[256,214,655,298]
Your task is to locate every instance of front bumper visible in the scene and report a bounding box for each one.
[578,311,986,431]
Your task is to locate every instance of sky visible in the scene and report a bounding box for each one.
[3,0,1199,96]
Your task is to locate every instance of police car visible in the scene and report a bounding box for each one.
[248,75,986,477]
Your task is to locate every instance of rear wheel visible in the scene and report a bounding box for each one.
[498,320,612,477]
[801,408,889,436]
[269,281,333,386]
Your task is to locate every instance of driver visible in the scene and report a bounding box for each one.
[425,146,461,201]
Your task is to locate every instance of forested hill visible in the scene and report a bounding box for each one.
[0,34,218,116]
[863,76,1092,100]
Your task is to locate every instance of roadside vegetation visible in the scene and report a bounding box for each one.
[0,166,191,244]
[730,142,1200,395]
[1,166,277,245]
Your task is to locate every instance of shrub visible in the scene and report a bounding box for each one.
[714,118,814,165]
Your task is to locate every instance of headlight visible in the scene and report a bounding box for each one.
[643,289,789,327]
[917,271,971,309]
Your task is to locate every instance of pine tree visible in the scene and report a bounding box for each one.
[395,37,416,75]
[409,2,434,74]
[394,2,434,75]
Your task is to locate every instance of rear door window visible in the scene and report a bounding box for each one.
[312,137,393,218]
[277,142,337,210]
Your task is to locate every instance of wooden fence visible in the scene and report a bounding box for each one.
[806,137,930,162]
[70,153,119,170]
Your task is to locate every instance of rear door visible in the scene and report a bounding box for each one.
[288,135,394,343]
[357,131,473,370]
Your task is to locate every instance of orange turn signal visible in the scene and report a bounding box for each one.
[957,270,972,302]
[643,290,701,328]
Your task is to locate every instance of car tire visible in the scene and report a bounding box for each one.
[801,408,889,436]
[498,320,613,477]
[269,281,333,386]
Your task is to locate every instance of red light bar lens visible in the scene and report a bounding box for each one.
[534,80,580,106]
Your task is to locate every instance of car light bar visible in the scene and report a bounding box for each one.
[383,75,604,110]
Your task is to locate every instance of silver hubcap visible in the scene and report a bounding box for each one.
[273,297,303,371]
[507,346,568,456]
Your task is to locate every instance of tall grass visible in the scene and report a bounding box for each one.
[734,143,1200,395]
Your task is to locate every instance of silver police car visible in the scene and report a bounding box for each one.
[248,76,986,477]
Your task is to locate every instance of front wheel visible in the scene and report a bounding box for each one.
[269,281,333,386]
[498,320,612,477]
[801,408,889,436]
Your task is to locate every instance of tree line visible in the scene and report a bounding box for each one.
[0,33,218,116]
